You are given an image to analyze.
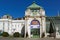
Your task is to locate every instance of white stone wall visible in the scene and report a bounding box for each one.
[11,20,25,34]
[0,21,3,31]
[0,19,25,35]
[0,19,9,32]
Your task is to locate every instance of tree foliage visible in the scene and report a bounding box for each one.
[2,32,9,37]
[13,32,21,37]
[49,21,54,33]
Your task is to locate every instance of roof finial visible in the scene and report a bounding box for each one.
[58,11,59,16]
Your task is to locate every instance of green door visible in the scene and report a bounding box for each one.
[31,28,40,38]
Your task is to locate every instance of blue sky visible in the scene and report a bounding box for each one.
[0,0,60,18]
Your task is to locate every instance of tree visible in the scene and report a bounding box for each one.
[49,21,54,37]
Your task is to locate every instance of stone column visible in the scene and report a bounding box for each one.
[42,17,47,37]
[28,25,31,38]
[40,17,43,38]
[24,18,27,38]
[27,19,31,38]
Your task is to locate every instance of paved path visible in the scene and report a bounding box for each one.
[0,37,59,40]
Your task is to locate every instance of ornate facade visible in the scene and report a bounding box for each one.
[0,2,60,38]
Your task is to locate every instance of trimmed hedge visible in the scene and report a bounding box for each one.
[2,32,9,37]
[13,32,21,37]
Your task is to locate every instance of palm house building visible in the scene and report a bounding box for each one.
[0,2,60,38]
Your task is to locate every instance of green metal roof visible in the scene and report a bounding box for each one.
[27,2,43,9]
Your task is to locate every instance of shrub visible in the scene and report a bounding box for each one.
[13,32,20,37]
[2,32,9,37]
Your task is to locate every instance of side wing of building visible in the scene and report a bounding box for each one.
[0,19,25,35]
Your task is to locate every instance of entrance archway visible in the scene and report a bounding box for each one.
[30,19,40,38]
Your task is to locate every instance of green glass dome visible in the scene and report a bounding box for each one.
[27,2,43,9]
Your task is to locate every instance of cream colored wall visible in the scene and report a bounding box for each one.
[11,20,25,34]
[0,21,3,31]
[0,19,9,32]
[0,19,25,35]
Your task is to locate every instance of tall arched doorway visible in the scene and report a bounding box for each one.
[30,19,40,38]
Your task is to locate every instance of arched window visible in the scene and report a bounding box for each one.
[30,19,40,29]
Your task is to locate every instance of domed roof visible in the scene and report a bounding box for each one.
[27,2,43,9]
[2,14,12,19]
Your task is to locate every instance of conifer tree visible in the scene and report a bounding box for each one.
[49,20,54,34]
